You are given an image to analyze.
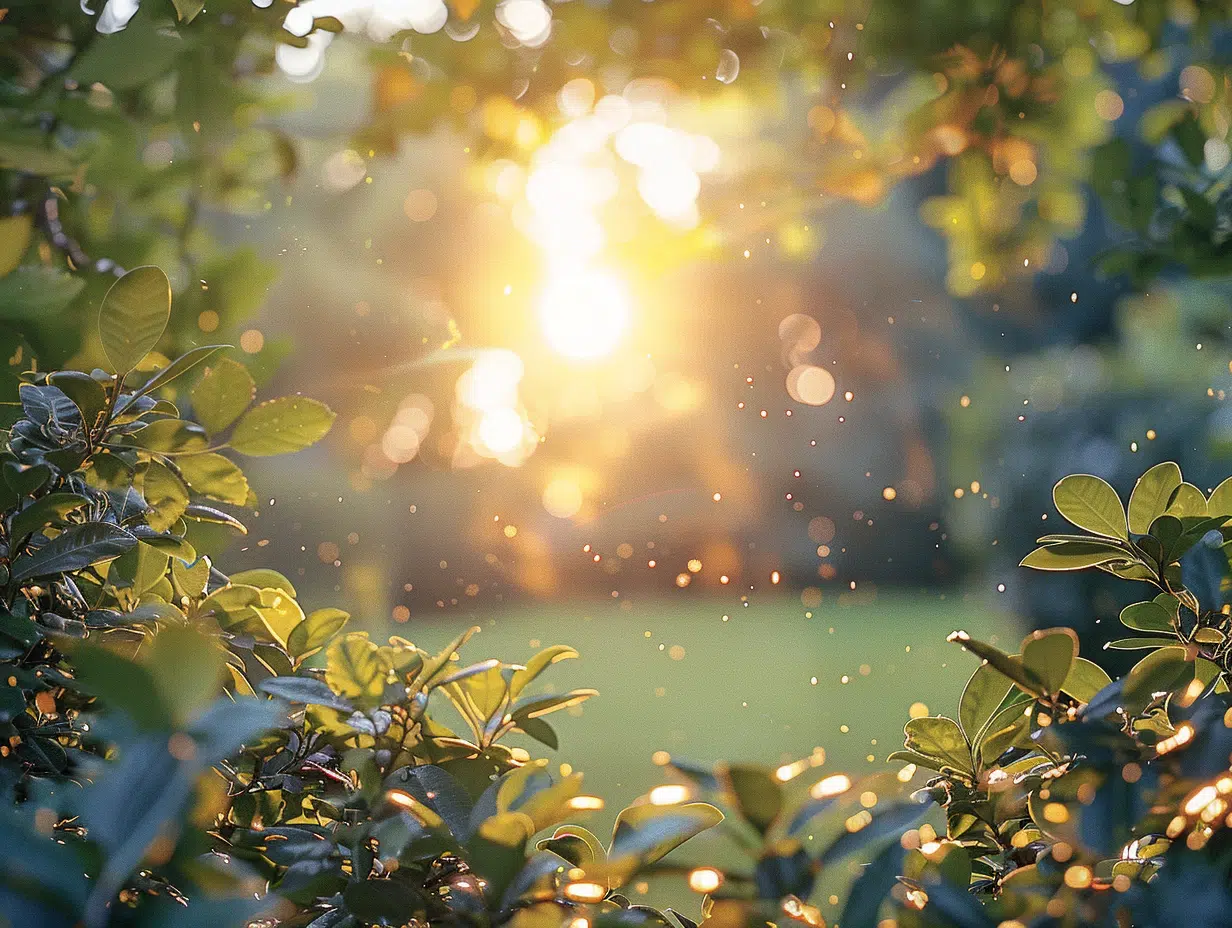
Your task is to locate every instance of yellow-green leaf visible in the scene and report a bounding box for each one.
[1128,462,1181,535]
[0,214,32,278]
[98,266,171,375]
[190,358,254,435]
[1053,474,1127,540]
[229,396,335,456]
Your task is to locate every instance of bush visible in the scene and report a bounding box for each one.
[0,266,1230,927]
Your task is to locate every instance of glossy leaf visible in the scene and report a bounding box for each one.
[1053,474,1127,540]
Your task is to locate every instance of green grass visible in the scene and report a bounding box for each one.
[411,591,1020,912]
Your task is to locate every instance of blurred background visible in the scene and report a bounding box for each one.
[5,0,1232,834]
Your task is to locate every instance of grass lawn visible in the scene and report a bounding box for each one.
[412,590,1021,913]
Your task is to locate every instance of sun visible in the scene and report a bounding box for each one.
[537,267,631,361]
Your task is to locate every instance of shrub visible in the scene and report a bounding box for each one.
[0,266,1230,927]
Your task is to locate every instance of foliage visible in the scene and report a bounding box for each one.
[1,269,1231,927]
[4,0,1232,386]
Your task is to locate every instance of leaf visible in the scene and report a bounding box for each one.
[1053,474,1127,540]
[1107,637,1176,650]
[127,345,227,402]
[902,716,971,774]
[1121,647,1192,714]
[1060,658,1112,703]
[9,492,91,542]
[146,624,226,726]
[723,763,783,834]
[608,803,723,882]
[175,452,249,505]
[538,825,606,867]
[510,645,578,697]
[839,839,903,928]
[132,419,208,453]
[0,214,33,278]
[1019,542,1125,571]
[287,608,351,660]
[324,634,386,704]
[510,688,598,720]
[947,631,1044,697]
[231,568,297,597]
[183,504,247,533]
[73,645,171,730]
[1166,483,1208,519]
[1128,463,1182,534]
[190,358,255,434]
[171,0,206,21]
[0,265,85,318]
[141,460,189,532]
[1020,628,1078,696]
[229,396,335,456]
[958,662,1012,741]
[47,371,109,429]
[10,521,137,582]
[258,675,353,711]
[1208,476,1232,522]
[817,799,929,865]
[1120,601,1173,633]
[98,266,171,375]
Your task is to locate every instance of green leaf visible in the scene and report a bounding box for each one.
[0,214,33,278]
[147,624,226,726]
[174,451,249,504]
[127,345,227,403]
[1121,647,1193,714]
[723,763,783,834]
[958,662,1012,741]
[538,827,605,867]
[9,492,91,542]
[902,716,971,774]
[1166,483,1207,519]
[1208,476,1232,523]
[1120,601,1173,633]
[141,460,189,532]
[10,521,137,582]
[0,265,85,318]
[839,840,903,928]
[1128,462,1182,535]
[47,372,108,430]
[73,645,171,730]
[1019,542,1125,571]
[510,645,578,698]
[1020,628,1078,696]
[258,675,352,710]
[1107,637,1176,650]
[229,396,335,456]
[0,138,77,177]
[325,634,387,705]
[947,631,1045,697]
[98,267,171,375]
[183,503,247,533]
[287,607,350,660]
[609,802,723,881]
[231,568,297,597]
[190,358,255,434]
[132,419,208,453]
[817,799,929,866]
[975,699,1033,767]
[1053,474,1127,540]
[1060,658,1112,703]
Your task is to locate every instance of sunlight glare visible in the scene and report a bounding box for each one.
[538,268,631,361]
